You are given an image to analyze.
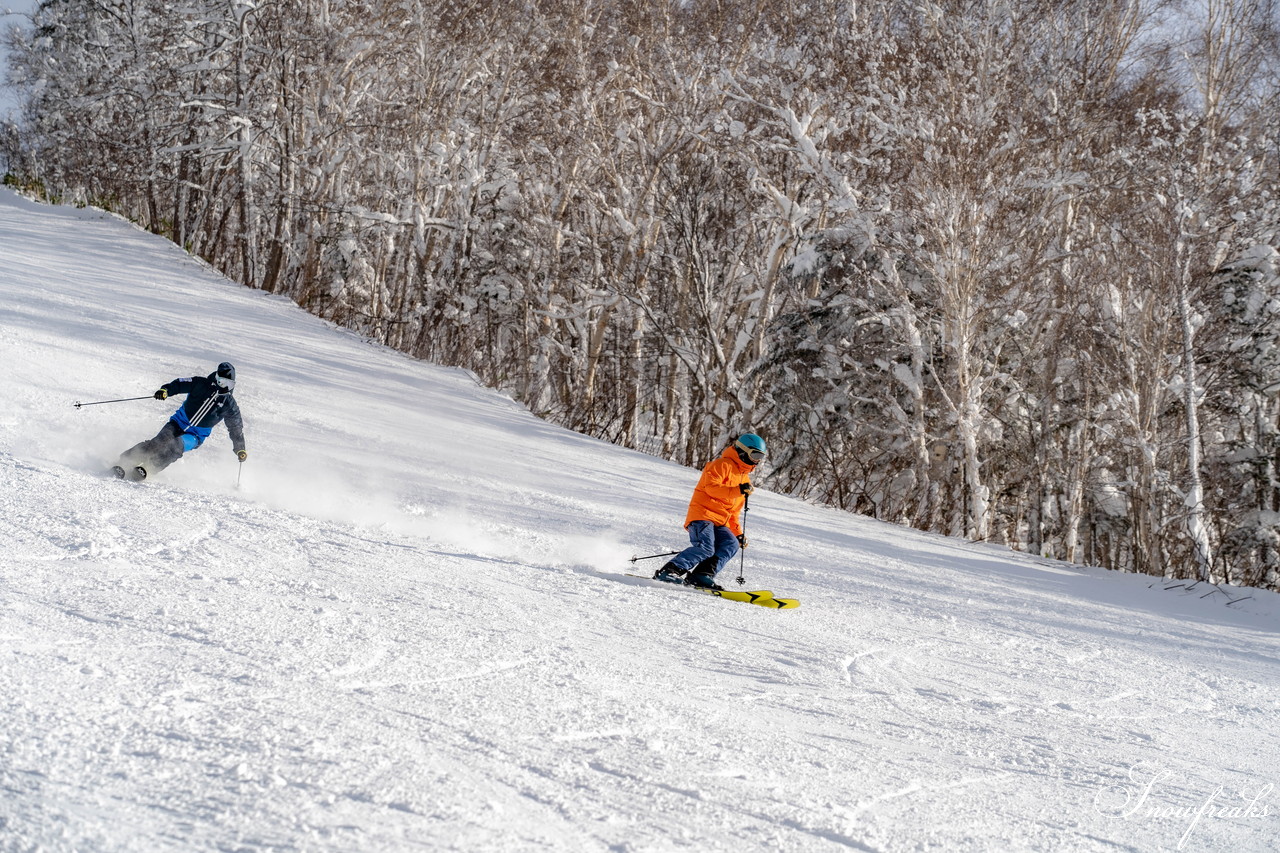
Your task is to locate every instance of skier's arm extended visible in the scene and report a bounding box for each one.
[159,377,197,397]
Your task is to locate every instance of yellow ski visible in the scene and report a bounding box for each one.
[698,587,800,609]
[626,573,799,609]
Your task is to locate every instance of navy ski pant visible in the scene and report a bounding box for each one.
[671,520,740,576]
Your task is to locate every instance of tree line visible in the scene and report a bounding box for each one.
[4,0,1280,588]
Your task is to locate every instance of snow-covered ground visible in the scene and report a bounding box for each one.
[1,187,1277,852]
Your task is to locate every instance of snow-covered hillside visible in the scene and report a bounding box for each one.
[2,188,1278,852]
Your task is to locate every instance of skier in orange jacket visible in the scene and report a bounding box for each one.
[655,433,767,590]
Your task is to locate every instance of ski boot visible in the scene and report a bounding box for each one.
[684,570,723,591]
[684,557,723,591]
[653,562,687,584]
[686,555,727,589]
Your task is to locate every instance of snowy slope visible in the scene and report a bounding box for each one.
[2,187,1278,853]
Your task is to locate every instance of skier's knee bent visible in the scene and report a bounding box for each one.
[671,520,717,570]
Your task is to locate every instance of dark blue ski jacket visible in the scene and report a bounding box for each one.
[161,374,246,452]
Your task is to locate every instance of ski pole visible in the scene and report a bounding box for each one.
[736,494,750,586]
[629,551,681,563]
[236,460,243,489]
[72,395,154,409]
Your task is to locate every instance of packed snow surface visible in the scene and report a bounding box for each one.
[1,188,1278,852]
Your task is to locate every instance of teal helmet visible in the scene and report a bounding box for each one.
[733,433,767,466]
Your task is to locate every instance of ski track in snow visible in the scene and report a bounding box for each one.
[2,188,1280,851]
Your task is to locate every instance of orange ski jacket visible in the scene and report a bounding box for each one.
[683,445,755,535]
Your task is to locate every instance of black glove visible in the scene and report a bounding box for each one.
[236,449,248,462]
[739,482,754,495]
[737,534,748,549]
[154,389,168,400]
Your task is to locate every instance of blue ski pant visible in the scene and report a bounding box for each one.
[671,520,739,576]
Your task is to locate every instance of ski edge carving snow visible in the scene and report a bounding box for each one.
[623,573,800,609]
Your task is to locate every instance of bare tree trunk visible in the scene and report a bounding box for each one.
[1178,259,1215,580]
[234,1,257,288]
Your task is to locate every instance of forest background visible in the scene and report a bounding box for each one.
[2,0,1279,588]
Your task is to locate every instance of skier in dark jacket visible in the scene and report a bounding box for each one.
[113,362,247,481]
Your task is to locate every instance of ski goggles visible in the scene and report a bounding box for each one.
[216,375,235,391]
[735,442,766,463]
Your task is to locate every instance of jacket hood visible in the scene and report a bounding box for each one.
[719,444,755,471]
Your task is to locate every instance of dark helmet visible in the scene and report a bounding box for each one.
[214,362,236,391]
[733,433,767,466]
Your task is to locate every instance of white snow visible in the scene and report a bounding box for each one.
[2,187,1279,851]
